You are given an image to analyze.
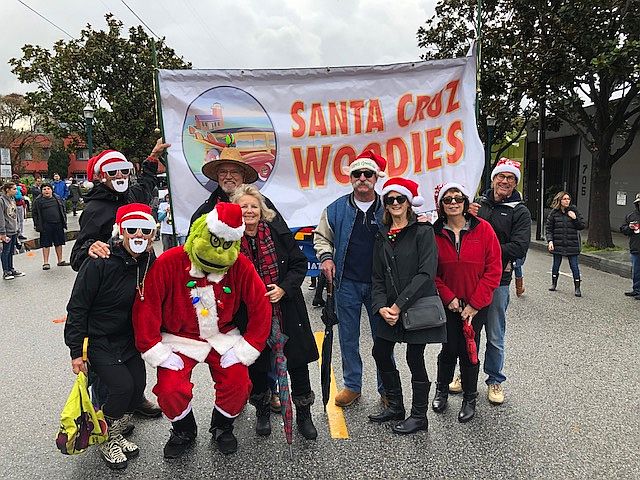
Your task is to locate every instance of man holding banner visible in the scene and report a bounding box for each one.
[314,150,387,407]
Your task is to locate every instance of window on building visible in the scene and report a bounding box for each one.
[42,148,50,160]
[19,149,32,160]
[76,149,89,160]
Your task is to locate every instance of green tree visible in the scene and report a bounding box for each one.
[9,14,191,164]
[418,0,640,248]
[47,147,70,180]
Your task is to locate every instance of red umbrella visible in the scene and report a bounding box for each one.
[462,320,478,365]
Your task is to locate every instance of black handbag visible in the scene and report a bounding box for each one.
[383,249,446,331]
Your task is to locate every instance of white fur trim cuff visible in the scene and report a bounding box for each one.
[165,403,192,422]
[141,341,173,367]
[233,337,262,366]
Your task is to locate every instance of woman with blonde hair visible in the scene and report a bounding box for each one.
[546,191,585,296]
[231,184,319,440]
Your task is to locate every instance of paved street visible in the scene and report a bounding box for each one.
[0,243,638,479]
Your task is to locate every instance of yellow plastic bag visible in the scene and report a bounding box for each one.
[56,339,108,454]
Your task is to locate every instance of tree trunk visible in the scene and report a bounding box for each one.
[586,150,614,248]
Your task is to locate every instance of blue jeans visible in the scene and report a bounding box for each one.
[484,285,509,385]
[552,254,580,280]
[335,278,383,394]
[1,234,17,273]
[631,253,640,293]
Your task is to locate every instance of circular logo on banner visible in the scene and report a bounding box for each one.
[182,86,277,191]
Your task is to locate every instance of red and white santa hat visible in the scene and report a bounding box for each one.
[491,157,521,184]
[112,203,156,237]
[86,149,134,187]
[381,177,424,207]
[348,150,387,177]
[434,182,469,206]
[206,202,245,241]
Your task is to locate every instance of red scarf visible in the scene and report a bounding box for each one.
[240,221,279,289]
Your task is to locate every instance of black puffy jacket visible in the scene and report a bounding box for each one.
[476,189,532,286]
[65,243,155,365]
[545,206,586,256]
[70,159,158,271]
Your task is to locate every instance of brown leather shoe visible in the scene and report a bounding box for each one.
[334,388,361,407]
[515,278,525,297]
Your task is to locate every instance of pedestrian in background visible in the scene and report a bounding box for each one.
[314,150,387,408]
[369,177,442,434]
[52,173,69,204]
[431,183,502,423]
[0,182,25,280]
[32,183,71,269]
[157,194,176,252]
[620,192,640,299]
[69,178,82,216]
[546,191,585,297]
[11,174,27,241]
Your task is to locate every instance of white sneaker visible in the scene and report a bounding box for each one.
[487,384,505,404]
[449,374,462,394]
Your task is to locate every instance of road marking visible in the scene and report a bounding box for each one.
[314,331,349,439]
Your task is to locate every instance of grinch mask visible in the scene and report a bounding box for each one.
[185,215,241,275]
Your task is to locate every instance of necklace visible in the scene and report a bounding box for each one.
[136,254,151,301]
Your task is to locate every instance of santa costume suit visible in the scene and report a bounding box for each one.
[133,243,271,421]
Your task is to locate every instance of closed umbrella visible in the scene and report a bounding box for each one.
[320,281,339,410]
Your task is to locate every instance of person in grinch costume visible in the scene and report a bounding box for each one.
[133,202,271,457]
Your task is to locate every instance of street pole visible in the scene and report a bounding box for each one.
[83,104,94,158]
[536,99,546,241]
[483,117,496,191]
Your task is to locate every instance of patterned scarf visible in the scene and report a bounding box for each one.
[240,220,280,291]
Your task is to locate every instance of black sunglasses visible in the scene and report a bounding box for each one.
[442,195,465,205]
[125,227,153,235]
[384,195,408,205]
[104,168,131,178]
[351,169,375,179]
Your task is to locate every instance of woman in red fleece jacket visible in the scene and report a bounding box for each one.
[431,182,502,423]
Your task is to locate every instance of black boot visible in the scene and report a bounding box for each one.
[574,279,582,297]
[549,274,559,291]
[458,392,478,423]
[368,371,405,423]
[163,410,197,459]
[458,364,479,423]
[250,390,271,436]
[293,392,318,440]
[392,381,430,435]
[209,408,238,455]
[431,383,449,413]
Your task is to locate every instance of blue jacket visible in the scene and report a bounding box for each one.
[52,180,69,200]
[313,192,384,289]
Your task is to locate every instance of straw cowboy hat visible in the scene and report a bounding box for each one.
[201,140,258,184]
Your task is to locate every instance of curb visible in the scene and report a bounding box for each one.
[21,230,80,252]
[529,240,631,279]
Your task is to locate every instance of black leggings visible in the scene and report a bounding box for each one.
[438,308,485,369]
[250,363,312,398]
[91,355,146,419]
[372,337,429,383]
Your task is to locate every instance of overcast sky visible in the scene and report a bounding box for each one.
[1,0,438,95]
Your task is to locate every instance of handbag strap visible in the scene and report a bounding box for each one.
[382,247,401,298]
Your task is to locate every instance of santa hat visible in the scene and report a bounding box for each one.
[205,202,245,241]
[85,150,134,188]
[381,177,424,207]
[491,157,521,184]
[434,182,469,206]
[349,150,387,177]
[112,203,156,238]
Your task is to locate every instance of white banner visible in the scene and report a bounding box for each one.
[159,52,483,231]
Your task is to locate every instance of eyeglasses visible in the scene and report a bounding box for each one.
[104,168,131,178]
[218,169,243,178]
[442,195,465,205]
[495,173,516,183]
[125,227,153,235]
[384,195,408,205]
[351,170,375,179]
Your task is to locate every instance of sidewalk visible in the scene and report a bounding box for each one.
[529,224,632,279]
